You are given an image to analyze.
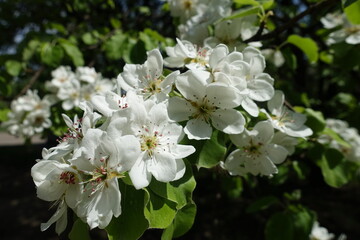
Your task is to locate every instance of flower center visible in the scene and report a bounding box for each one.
[59,171,76,184]
[243,140,263,158]
[191,97,216,122]
[141,134,159,155]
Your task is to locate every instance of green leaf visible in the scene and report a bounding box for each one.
[288,205,316,240]
[316,148,356,187]
[292,161,309,180]
[322,127,352,148]
[197,130,227,168]
[0,107,10,122]
[221,6,260,21]
[106,182,149,240]
[344,0,360,24]
[287,35,319,63]
[82,32,99,45]
[5,60,22,77]
[265,212,294,240]
[304,108,325,134]
[41,43,64,66]
[0,76,12,97]
[173,203,197,237]
[144,189,177,229]
[22,40,40,61]
[102,31,127,60]
[139,32,158,51]
[150,159,196,210]
[246,196,279,213]
[60,41,84,66]
[68,219,91,240]
[319,51,334,64]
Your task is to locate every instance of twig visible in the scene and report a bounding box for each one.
[243,0,339,43]
[16,66,45,98]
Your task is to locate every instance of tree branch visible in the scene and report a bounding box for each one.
[16,66,45,98]
[243,0,339,43]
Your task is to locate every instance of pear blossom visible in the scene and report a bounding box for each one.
[318,119,360,163]
[321,12,360,45]
[261,48,285,67]
[167,0,207,23]
[222,121,289,176]
[71,128,140,229]
[76,66,100,83]
[107,93,195,189]
[310,221,335,240]
[168,71,245,140]
[31,160,83,234]
[262,90,313,138]
[118,49,179,102]
[164,38,211,70]
[205,45,274,117]
[2,90,52,138]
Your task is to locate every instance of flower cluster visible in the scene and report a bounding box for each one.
[321,12,360,45]
[166,0,260,48]
[31,41,314,232]
[318,119,360,163]
[46,66,114,110]
[1,90,52,138]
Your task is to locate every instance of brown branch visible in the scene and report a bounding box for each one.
[243,0,339,43]
[16,66,45,98]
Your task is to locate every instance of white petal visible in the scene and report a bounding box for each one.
[184,118,212,140]
[129,153,152,189]
[150,151,177,182]
[248,80,274,102]
[253,121,274,144]
[206,83,242,108]
[265,144,289,164]
[241,97,259,117]
[172,144,196,159]
[168,97,194,122]
[173,158,186,181]
[268,90,284,115]
[223,149,247,176]
[209,44,228,68]
[175,71,206,101]
[211,109,245,134]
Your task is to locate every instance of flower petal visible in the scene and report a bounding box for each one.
[211,109,245,134]
[184,118,212,140]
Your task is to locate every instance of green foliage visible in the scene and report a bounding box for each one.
[287,35,319,63]
[197,130,227,168]
[69,219,91,240]
[5,60,22,77]
[40,43,64,67]
[106,182,149,240]
[59,40,84,66]
[246,196,280,213]
[343,0,360,24]
[316,148,357,188]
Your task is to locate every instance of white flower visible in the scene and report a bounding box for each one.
[167,0,207,23]
[164,38,211,70]
[76,66,100,83]
[118,49,179,101]
[321,12,360,45]
[207,45,274,117]
[31,160,82,209]
[261,48,285,67]
[310,221,335,240]
[168,71,245,139]
[107,94,195,189]
[319,119,360,163]
[222,121,289,176]
[31,160,83,234]
[71,128,140,229]
[1,90,52,138]
[263,90,313,138]
[47,66,75,91]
